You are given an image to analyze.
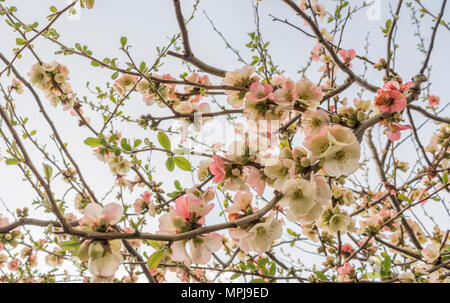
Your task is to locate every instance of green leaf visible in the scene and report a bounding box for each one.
[397,193,411,203]
[174,156,191,171]
[442,172,448,185]
[230,273,241,280]
[84,137,101,147]
[5,158,22,165]
[269,263,276,276]
[257,258,269,269]
[16,38,27,45]
[166,157,175,171]
[146,240,162,248]
[249,279,267,283]
[59,239,80,251]
[120,138,132,151]
[43,164,53,180]
[120,36,127,47]
[147,249,165,269]
[315,271,329,281]
[157,132,171,151]
[49,5,58,13]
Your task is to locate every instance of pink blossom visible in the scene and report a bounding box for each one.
[246,167,266,196]
[8,258,20,271]
[271,78,296,105]
[374,89,407,113]
[384,122,411,141]
[383,80,401,91]
[428,95,440,107]
[226,191,253,215]
[246,82,273,102]
[78,203,123,229]
[338,49,356,65]
[209,155,226,183]
[337,262,354,276]
[341,244,354,255]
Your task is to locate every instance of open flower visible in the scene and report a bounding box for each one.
[246,167,266,196]
[88,249,123,280]
[323,142,361,177]
[209,155,226,183]
[428,95,440,107]
[113,74,138,95]
[264,158,295,190]
[79,203,123,230]
[338,49,356,66]
[246,82,273,102]
[108,156,132,176]
[10,78,24,94]
[384,122,411,141]
[301,109,330,135]
[248,212,282,254]
[422,243,440,263]
[280,179,317,222]
[295,78,323,109]
[374,88,406,113]
[222,66,259,108]
[226,191,253,215]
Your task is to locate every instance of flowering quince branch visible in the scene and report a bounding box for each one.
[0,0,448,284]
[167,0,228,78]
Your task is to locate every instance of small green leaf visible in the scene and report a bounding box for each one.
[397,193,411,203]
[146,240,162,248]
[16,38,27,45]
[269,263,276,276]
[120,36,127,47]
[442,172,448,185]
[166,158,175,171]
[84,137,101,147]
[5,158,22,165]
[147,249,165,269]
[50,5,58,13]
[157,132,171,151]
[59,239,80,251]
[43,164,53,180]
[315,271,329,281]
[174,156,191,171]
[120,138,132,151]
[230,273,241,280]
[249,279,267,283]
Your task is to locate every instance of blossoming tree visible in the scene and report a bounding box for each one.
[0,0,448,283]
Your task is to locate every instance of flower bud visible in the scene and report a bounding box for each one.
[346,119,356,127]
[356,110,366,121]
[300,157,310,167]
[77,241,90,262]
[88,242,104,259]
[85,0,95,9]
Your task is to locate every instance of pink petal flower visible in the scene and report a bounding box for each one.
[385,123,411,141]
[374,89,406,113]
[428,95,440,107]
[209,155,226,183]
[101,203,123,225]
[246,82,273,102]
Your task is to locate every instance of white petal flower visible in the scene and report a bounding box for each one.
[323,142,361,177]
